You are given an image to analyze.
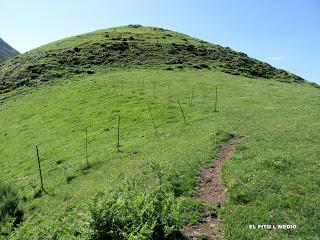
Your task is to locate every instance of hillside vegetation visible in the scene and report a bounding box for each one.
[0,25,319,239]
[0,25,305,94]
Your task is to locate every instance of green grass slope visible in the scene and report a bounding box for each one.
[1,69,319,239]
[1,25,319,239]
[0,25,306,94]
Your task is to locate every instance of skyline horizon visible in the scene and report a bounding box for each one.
[1,0,319,83]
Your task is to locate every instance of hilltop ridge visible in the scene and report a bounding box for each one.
[0,25,306,94]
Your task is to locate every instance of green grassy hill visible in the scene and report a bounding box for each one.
[0,25,306,95]
[0,26,319,239]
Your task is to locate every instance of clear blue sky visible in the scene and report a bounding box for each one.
[1,0,319,83]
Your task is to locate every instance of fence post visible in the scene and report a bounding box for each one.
[142,79,144,94]
[178,100,186,125]
[214,87,218,112]
[190,86,195,105]
[147,104,158,135]
[35,146,45,192]
[131,80,134,93]
[85,127,88,165]
[153,80,156,98]
[117,115,121,152]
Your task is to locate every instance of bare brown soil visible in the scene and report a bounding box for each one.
[183,135,242,240]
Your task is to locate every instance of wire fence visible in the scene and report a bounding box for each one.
[2,78,220,193]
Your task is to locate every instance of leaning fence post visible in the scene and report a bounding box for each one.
[147,104,158,135]
[177,100,186,125]
[35,145,45,192]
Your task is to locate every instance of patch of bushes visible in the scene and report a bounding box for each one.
[128,24,142,28]
[199,63,210,69]
[86,70,95,74]
[167,59,183,65]
[0,181,24,237]
[192,65,202,69]
[90,184,183,240]
[90,184,207,240]
[89,162,207,239]
[310,82,320,88]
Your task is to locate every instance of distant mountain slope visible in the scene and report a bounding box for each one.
[0,25,306,93]
[0,37,20,64]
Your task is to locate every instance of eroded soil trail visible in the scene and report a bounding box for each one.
[184,135,242,240]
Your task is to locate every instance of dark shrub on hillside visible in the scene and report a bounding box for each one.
[199,63,210,69]
[0,181,24,235]
[164,67,174,71]
[128,24,142,28]
[0,181,23,222]
[192,65,202,69]
[167,59,183,64]
[87,70,95,74]
[310,82,320,88]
